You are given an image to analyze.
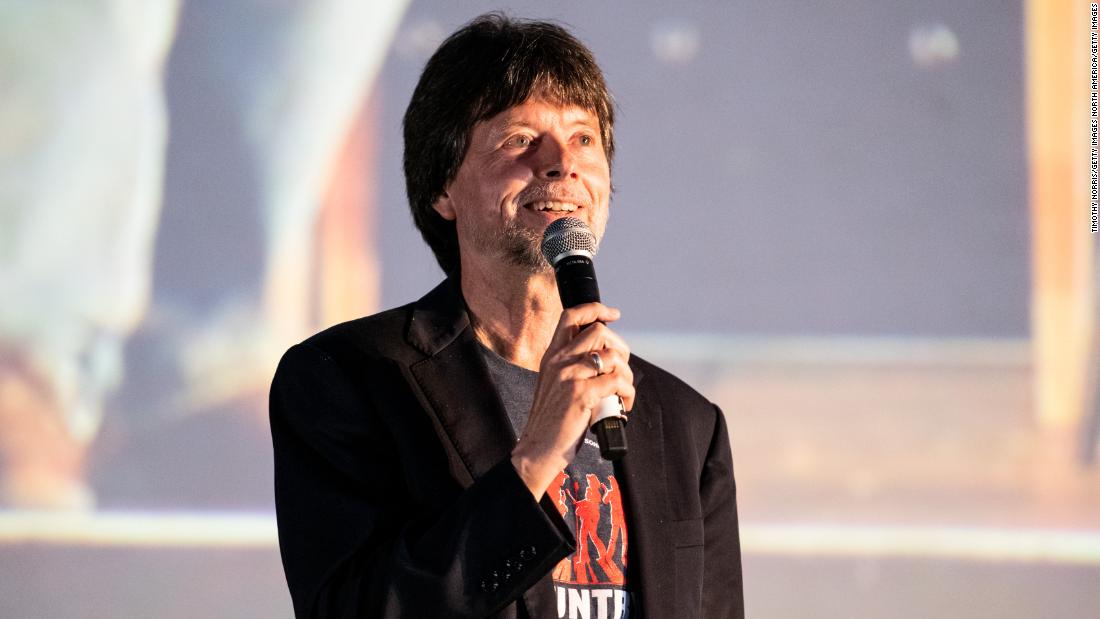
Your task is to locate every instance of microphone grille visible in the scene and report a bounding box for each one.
[541,217,598,266]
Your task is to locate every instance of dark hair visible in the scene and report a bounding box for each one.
[403,13,616,274]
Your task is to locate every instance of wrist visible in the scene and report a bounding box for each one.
[510,447,566,500]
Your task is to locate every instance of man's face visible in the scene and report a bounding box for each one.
[433,98,612,273]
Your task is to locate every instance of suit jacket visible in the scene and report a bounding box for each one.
[270,277,744,618]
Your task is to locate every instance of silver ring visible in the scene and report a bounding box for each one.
[589,351,605,375]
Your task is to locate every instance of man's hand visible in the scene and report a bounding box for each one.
[510,302,635,499]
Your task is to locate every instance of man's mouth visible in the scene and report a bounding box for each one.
[525,200,581,213]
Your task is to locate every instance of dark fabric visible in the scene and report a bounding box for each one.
[269,277,744,618]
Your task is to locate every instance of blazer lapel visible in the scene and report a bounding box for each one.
[616,363,676,619]
[405,277,517,484]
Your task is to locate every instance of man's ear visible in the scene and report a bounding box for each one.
[432,192,457,221]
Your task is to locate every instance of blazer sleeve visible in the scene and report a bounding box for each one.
[699,404,745,618]
[269,342,574,618]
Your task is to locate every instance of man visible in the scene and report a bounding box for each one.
[270,14,743,618]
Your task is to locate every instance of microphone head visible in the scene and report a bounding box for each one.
[541,217,598,267]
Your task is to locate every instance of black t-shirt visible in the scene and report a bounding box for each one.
[478,343,634,619]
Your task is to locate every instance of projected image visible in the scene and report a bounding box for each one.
[0,0,406,513]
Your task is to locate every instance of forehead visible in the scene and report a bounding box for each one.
[477,99,600,135]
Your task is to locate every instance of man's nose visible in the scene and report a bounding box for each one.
[535,139,576,180]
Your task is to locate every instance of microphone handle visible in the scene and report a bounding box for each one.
[593,395,628,461]
[553,254,628,461]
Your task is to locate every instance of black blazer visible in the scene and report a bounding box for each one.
[270,277,743,618]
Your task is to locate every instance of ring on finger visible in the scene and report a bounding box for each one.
[589,351,605,375]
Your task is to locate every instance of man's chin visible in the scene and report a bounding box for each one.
[502,247,552,274]
[466,225,552,275]
[498,228,550,274]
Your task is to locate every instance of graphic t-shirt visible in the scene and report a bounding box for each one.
[479,343,633,619]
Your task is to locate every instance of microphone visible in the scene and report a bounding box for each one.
[541,217,628,461]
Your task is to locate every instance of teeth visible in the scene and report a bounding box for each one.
[530,201,578,212]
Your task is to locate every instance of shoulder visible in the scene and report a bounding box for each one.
[271,303,423,395]
[287,303,417,367]
[270,303,420,423]
[629,353,724,446]
[629,353,715,414]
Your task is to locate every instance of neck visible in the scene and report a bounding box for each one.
[460,258,561,371]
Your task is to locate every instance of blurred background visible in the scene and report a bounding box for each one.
[1,1,1097,617]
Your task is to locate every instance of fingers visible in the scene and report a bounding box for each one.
[574,348,628,380]
[581,369,636,413]
[547,338,631,384]
[547,304,630,362]
[561,348,635,412]
[541,302,634,413]
[592,344,634,412]
[560,302,621,329]
[548,303,620,351]
[568,322,630,360]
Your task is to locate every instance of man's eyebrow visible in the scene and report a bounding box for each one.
[495,120,536,133]
[492,117,600,136]
[568,117,600,130]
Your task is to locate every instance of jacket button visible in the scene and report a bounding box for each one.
[504,559,514,570]
[528,545,537,556]
[518,549,529,561]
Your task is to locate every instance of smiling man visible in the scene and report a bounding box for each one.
[270,14,743,619]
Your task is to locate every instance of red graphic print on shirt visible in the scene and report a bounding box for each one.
[551,472,628,586]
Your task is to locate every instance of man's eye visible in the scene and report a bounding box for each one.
[506,135,532,148]
[578,134,594,146]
